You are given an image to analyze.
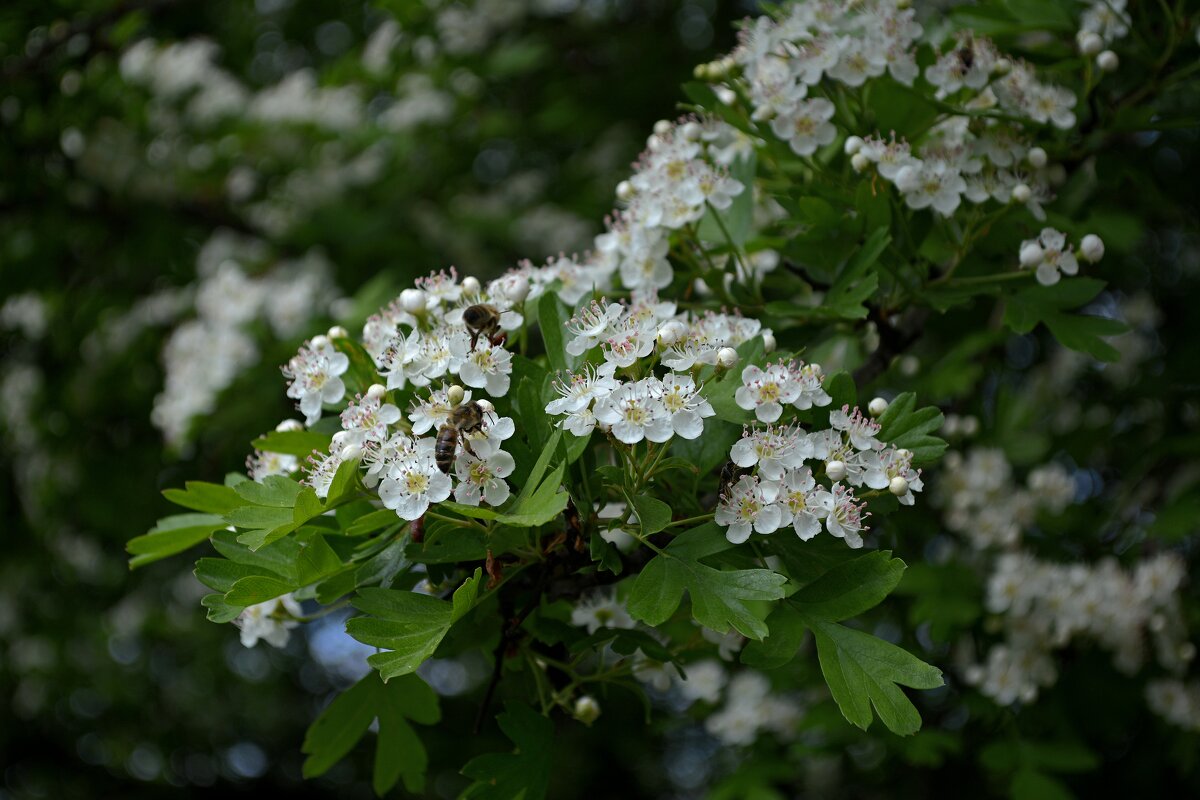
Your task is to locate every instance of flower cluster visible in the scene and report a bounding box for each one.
[965,551,1193,706]
[936,448,1074,549]
[716,404,922,548]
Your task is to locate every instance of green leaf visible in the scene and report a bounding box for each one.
[1003,279,1127,362]
[628,494,671,537]
[626,523,787,639]
[501,462,569,528]
[250,429,333,457]
[234,475,303,507]
[460,703,554,800]
[538,294,574,373]
[348,568,482,680]
[127,513,225,569]
[877,392,947,463]
[162,481,244,514]
[224,575,296,606]
[302,672,440,796]
[201,593,244,623]
[806,616,943,736]
[790,551,906,622]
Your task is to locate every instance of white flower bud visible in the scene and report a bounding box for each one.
[993,57,1012,76]
[896,448,912,461]
[1026,147,1048,169]
[1077,31,1103,55]
[275,419,304,432]
[715,86,736,105]
[693,63,710,81]
[761,330,776,353]
[646,133,663,150]
[366,383,387,402]
[716,347,739,369]
[311,334,330,349]
[657,319,686,347]
[476,398,495,414]
[851,152,871,172]
[341,443,362,462]
[653,119,672,136]
[825,460,848,481]
[960,416,979,436]
[682,121,702,141]
[447,385,465,407]
[400,288,427,313]
[327,325,349,339]
[505,279,530,304]
[1096,50,1119,72]
[889,475,910,496]
[573,695,601,725]
[616,180,634,201]
[1079,233,1105,262]
[1019,241,1045,267]
[331,431,351,449]
[461,276,481,295]
[1011,183,1032,203]
[844,135,864,156]
[868,397,889,417]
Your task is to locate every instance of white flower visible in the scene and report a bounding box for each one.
[462,413,514,458]
[811,483,869,548]
[375,328,425,391]
[545,364,619,415]
[1019,228,1079,286]
[453,449,515,507]
[653,372,715,439]
[828,37,887,87]
[378,443,452,520]
[304,447,346,498]
[735,363,800,423]
[247,449,299,481]
[339,390,402,446]
[729,424,809,481]
[716,475,783,544]
[234,594,303,648]
[829,404,883,451]
[619,232,674,291]
[455,338,513,396]
[678,660,727,705]
[769,98,836,156]
[282,336,350,425]
[661,333,720,371]
[593,380,673,444]
[894,160,967,216]
[773,466,825,540]
[681,162,745,210]
[562,406,598,437]
[861,447,923,506]
[570,591,636,634]
[565,299,625,356]
[601,315,656,370]
[791,362,831,410]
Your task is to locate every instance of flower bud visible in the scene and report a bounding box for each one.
[1026,147,1048,169]
[992,57,1011,76]
[1079,233,1105,263]
[461,276,482,295]
[761,330,776,353]
[868,397,889,417]
[716,347,739,370]
[341,443,362,462]
[657,319,686,347]
[476,398,495,414]
[843,135,864,156]
[616,180,634,201]
[825,460,847,481]
[693,63,710,81]
[682,121,702,141]
[447,385,465,407]
[573,695,601,725]
[276,419,304,432]
[653,119,672,136]
[898,355,920,377]
[1019,241,1044,267]
[400,288,427,313]
[851,152,871,172]
[327,325,349,339]
[311,334,330,349]
[506,279,530,304]
[366,383,387,402]
[1096,50,1119,72]
[715,86,736,105]
[1011,183,1032,203]
[896,448,913,461]
[1077,31,1103,55]
[889,475,910,496]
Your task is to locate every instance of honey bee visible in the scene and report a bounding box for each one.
[462,303,502,350]
[718,460,748,500]
[435,399,492,474]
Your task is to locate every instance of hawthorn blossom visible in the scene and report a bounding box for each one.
[618,233,673,291]
[594,380,673,444]
[894,160,967,216]
[729,424,809,481]
[829,404,883,451]
[456,338,513,396]
[282,336,349,425]
[736,363,800,423]
[409,385,472,435]
[681,162,745,210]
[234,594,303,648]
[791,362,832,410]
[304,447,346,499]
[811,483,869,548]
[773,466,825,540]
[247,449,298,481]
[862,447,924,505]
[546,364,620,415]
[565,299,624,356]
[339,388,402,446]
[652,372,715,439]
[571,590,636,634]
[716,475,783,544]
[378,443,452,520]
[375,328,425,390]
[1019,228,1079,286]
[453,449,515,506]
[770,98,836,156]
